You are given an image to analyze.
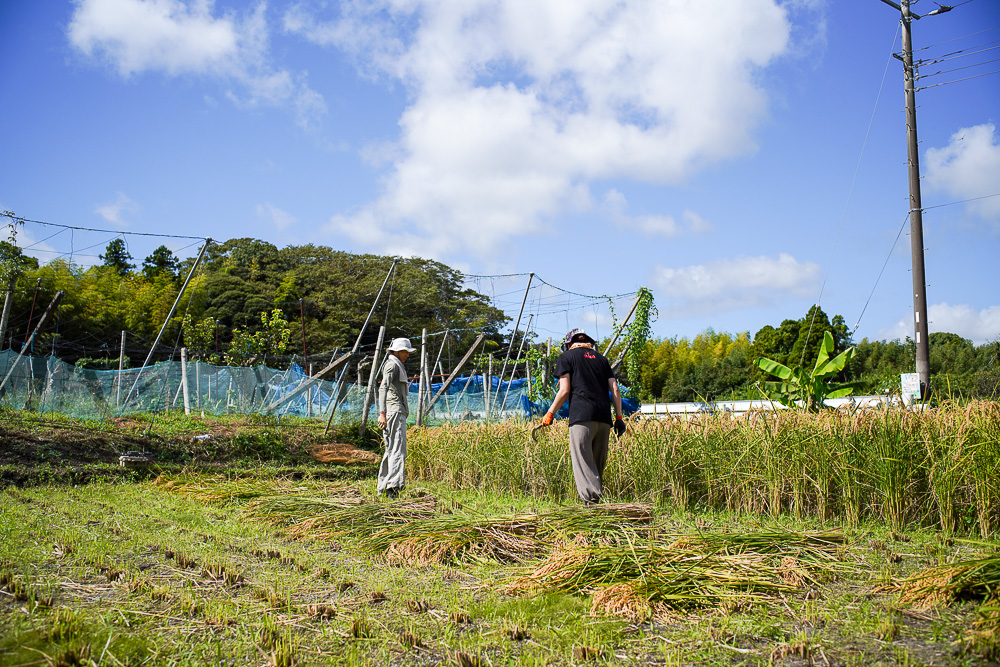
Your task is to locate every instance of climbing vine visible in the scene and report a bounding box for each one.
[625,288,655,387]
[605,287,656,392]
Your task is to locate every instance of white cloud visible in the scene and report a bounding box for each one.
[298,0,806,258]
[924,123,1000,227]
[603,190,714,237]
[68,0,326,128]
[880,303,1000,346]
[651,253,820,318]
[256,203,297,230]
[95,192,139,227]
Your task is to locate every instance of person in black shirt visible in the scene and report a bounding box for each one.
[541,328,625,504]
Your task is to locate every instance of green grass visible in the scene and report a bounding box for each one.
[1,474,996,666]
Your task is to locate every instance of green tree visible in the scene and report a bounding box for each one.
[99,239,135,277]
[142,245,179,280]
[227,309,290,366]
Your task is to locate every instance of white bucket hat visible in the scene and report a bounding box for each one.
[388,337,416,353]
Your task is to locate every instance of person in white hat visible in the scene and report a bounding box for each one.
[540,328,624,504]
[376,337,416,497]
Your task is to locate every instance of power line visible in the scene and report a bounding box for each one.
[918,55,1000,79]
[922,192,1000,210]
[917,67,1000,89]
[853,213,910,334]
[915,23,1000,51]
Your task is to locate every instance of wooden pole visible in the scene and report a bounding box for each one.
[180,347,191,415]
[360,325,386,436]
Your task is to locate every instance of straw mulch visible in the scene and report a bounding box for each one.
[305,443,379,466]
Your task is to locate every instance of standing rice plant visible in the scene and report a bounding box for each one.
[832,411,869,526]
[604,419,670,504]
[810,412,842,520]
[528,423,574,501]
[922,404,971,534]
[967,401,1000,538]
[866,408,927,530]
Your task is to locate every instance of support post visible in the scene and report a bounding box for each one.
[485,354,493,419]
[115,330,126,406]
[360,325,386,436]
[180,347,191,415]
[0,278,14,351]
[416,328,428,425]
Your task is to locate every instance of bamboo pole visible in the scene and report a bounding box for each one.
[485,354,493,419]
[266,352,352,413]
[323,259,398,434]
[115,330,125,406]
[122,238,211,408]
[180,348,191,415]
[416,328,428,425]
[494,272,533,406]
[602,292,643,357]
[501,313,533,411]
[424,333,485,414]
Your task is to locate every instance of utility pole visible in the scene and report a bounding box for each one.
[879,0,952,399]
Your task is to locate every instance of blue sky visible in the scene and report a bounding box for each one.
[1,0,998,348]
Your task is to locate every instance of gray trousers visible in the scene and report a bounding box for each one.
[569,421,611,503]
[377,412,407,492]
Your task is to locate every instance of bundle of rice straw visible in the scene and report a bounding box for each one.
[506,530,843,617]
[897,554,1000,608]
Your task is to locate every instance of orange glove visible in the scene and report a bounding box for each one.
[541,412,554,426]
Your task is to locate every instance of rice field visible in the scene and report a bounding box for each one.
[1,402,999,665]
[408,401,1000,537]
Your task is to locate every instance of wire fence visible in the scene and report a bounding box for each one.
[0,349,536,423]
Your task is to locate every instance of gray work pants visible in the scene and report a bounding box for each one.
[377,412,407,493]
[568,421,611,503]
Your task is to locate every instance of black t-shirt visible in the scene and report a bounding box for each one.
[553,346,615,426]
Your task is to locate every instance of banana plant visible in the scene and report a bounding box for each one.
[755,331,857,412]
